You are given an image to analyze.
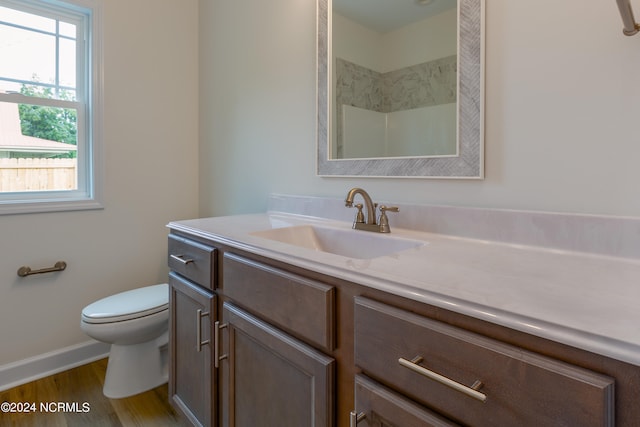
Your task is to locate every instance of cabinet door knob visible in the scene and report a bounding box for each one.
[398,356,487,403]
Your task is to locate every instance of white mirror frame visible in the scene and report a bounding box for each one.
[317,0,485,178]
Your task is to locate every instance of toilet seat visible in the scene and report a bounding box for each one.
[82,284,168,324]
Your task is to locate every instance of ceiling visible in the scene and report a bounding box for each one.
[333,0,457,33]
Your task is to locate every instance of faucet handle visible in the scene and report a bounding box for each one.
[353,203,365,224]
[378,205,399,233]
[379,205,399,214]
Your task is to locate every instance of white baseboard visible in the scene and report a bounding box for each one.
[0,340,110,392]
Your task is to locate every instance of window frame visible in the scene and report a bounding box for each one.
[0,0,103,215]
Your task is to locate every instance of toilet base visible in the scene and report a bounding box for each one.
[103,333,168,399]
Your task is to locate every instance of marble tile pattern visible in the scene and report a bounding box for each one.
[335,59,385,113]
[335,57,456,155]
[335,56,457,113]
[385,56,457,111]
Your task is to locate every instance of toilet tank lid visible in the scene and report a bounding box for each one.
[82,283,168,321]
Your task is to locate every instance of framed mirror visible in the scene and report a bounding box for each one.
[317,0,485,178]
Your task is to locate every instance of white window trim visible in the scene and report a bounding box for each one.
[0,0,103,215]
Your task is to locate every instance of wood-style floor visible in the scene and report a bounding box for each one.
[0,358,189,427]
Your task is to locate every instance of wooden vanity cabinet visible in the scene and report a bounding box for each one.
[219,253,336,427]
[168,230,640,427]
[168,235,218,427]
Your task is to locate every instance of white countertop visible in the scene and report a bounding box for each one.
[168,212,640,367]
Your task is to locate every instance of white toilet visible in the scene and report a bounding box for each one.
[80,283,169,399]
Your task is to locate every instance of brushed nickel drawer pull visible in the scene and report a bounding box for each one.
[196,309,210,352]
[398,356,487,403]
[214,321,228,368]
[349,411,366,427]
[170,254,194,265]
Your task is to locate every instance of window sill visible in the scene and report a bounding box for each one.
[0,198,104,215]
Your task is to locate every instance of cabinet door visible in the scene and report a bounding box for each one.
[353,375,459,427]
[221,302,335,427]
[169,272,217,427]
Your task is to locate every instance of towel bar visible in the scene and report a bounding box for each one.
[17,261,67,277]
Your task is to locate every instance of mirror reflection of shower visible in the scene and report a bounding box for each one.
[331,0,458,160]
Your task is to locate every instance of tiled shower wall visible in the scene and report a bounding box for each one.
[334,55,457,155]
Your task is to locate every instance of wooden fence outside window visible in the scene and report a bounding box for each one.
[0,158,77,192]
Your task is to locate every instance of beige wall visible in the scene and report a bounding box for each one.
[199,0,640,217]
[0,0,199,366]
[3,0,639,369]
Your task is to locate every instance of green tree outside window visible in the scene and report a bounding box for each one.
[18,82,77,159]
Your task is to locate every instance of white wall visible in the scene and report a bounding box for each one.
[332,8,456,73]
[387,103,457,157]
[341,104,456,158]
[199,0,640,218]
[5,0,634,373]
[0,0,199,366]
[341,106,387,158]
[379,8,457,72]
[332,13,383,72]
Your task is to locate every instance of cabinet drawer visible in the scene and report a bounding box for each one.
[354,297,614,427]
[355,374,458,427]
[168,234,216,290]
[222,253,335,351]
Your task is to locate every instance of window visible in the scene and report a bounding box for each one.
[0,0,102,214]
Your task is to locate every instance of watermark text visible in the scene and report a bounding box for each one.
[1,401,91,413]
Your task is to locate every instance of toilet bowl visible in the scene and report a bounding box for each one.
[81,283,169,399]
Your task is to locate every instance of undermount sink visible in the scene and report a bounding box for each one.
[250,224,424,259]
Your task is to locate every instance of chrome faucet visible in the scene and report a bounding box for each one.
[344,188,399,233]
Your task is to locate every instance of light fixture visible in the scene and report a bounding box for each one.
[416,0,434,5]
